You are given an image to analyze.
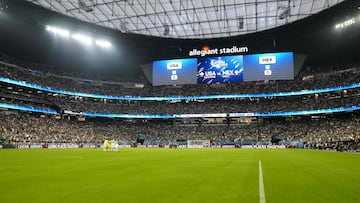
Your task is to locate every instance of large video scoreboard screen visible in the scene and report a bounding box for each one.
[152,58,197,86]
[152,52,294,86]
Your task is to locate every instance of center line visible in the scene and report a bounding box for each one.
[259,160,266,203]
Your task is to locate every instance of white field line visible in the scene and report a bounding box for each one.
[259,160,266,203]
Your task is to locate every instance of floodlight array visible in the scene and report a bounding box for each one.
[45,25,70,38]
[45,25,111,48]
[71,34,92,45]
[95,40,111,48]
[335,18,356,29]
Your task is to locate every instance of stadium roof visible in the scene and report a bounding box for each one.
[27,0,344,39]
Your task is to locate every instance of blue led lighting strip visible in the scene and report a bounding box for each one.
[1,77,360,101]
[83,105,360,118]
[231,105,360,117]
[1,102,359,118]
[81,112,177,119]
[0,103,58,114]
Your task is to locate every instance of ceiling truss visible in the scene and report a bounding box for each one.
[28,0,343,39]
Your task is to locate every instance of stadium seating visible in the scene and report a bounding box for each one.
[0,54,359,151]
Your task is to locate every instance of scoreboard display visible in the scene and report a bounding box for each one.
[152,58,197,86]
[197,55,244,84]
[243,52,294,81]
[152,52,294,86]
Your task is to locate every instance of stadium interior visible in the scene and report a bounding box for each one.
[1,1,360,203]
[0,0,359,151]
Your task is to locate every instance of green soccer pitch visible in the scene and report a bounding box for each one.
[0,148,359,203]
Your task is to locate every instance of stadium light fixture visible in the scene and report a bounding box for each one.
[78,0,93,12]
[163,24,170,36]
[0,2,8,12]
[45,25,113,48]
[71,34,93,45]
[45,25,70,38]
[95,39,111,48]
[334,18,356,29]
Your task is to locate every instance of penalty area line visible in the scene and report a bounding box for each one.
[259,160,266,203]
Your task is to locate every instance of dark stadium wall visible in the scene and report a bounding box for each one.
[0,0,359,77]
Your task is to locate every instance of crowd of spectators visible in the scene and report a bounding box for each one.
[0,54,144,83]
[1,55,360,97]
[1,56,359,115]
[0,54,359,152]
[0,94,54,111]
[1,113,359,149]
[49,92,359,114]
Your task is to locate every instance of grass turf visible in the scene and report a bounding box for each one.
[0,148,359,203]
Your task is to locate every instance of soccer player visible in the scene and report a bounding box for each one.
[105,140,111,151]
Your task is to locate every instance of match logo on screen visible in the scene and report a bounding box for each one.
[259,56,276,64]
[210,58,228,69]
[167,62,182,70]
